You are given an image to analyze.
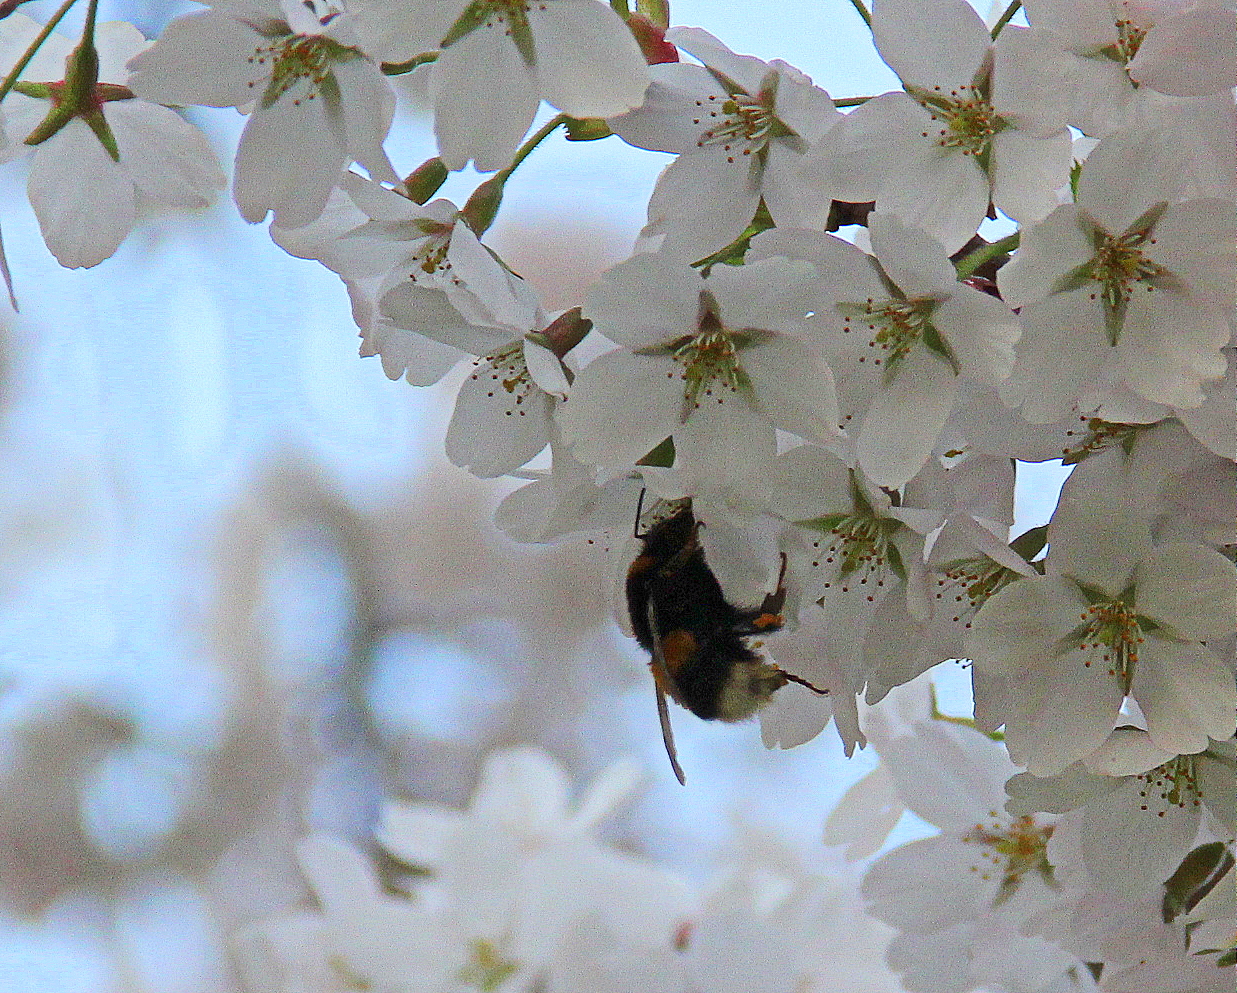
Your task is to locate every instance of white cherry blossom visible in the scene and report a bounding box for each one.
[861,703,1089,993]
[429,0,650,171]
[608,27,841,260]
[0,16,224,268]
[806,0,1072,253]
[380,270,574,477]
[998,129,1235,423]
[755,216,1021,486]
[967,475,1237,776]
[996,0,1237,139]
[127,0,397,228]
[558,252,839,484]
[1006,726,1233,899]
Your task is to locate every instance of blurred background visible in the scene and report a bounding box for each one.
[0,2,1062,989]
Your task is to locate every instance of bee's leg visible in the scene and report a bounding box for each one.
[632,487,648,539]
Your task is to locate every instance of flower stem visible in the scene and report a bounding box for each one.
[503,112,567,179]
[990,0,1022,39]
[846,0,872,28]
[834,95,874,108]
[0,0,79,102]
[954,232,1020,281]
[461,114,569,234]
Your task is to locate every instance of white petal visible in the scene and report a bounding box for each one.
[335,59,398,184]
[28,124,135,268]
[607,64,721,154]
[1146,198,1237,315]
[446,360,554,477]
[1080,776,1201,897]
[528,0,649,118]
[1127,8,1237,97]
[867,212,955,297]
[375,800,461,868]
[990,127,1072,226]
[996,204,1093,309]
[876,137,990,255]
[822,763,903,859]
[858,347,959,487]
[107,100,225,208]
[1134,640,1237,756]
[872,0,991,92]
[361,321,465,385]
[1076,129,1186,236]
[805,93,922,202]
[1117,291,1230,410]
[740,335,839,445]
[126,8,265,107]
[999,291,1108,424]
[557,349,683,468]
[380,282,508,355]
[966,575,1088,678]
[583,253,701,349]
[932,287,1020,387]
[234,87,347,227]
[1136,542,1237,642]
[471,747,572,825]
[94,20,150,81]
[430,23,538,171]
[1049,472,1152,593]
[1083,727,1176,777]
[645,146,762,260]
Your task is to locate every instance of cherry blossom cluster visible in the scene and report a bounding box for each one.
[0,0,1233,988]
[236,747,910,993]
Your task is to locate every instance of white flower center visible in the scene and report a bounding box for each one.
[457,938,519,991]
[1139,755,1202,814]
[246,32,359,106]
[803,514,899,598]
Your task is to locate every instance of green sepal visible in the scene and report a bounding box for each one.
[12,81,52,99]
[1161,842,1234,924]
[636,0,670,28]
[1009,524,1048,562]
[461,174,505,235]
[884,535,907,582]
[1068,159,1083,201]
[380,51,438,75]
[22,102,75,146]
[82,108,119,161]
[563,116,612,141]
[691,199,775,273]
[637,436,676,467]
[403,157,449,204]
[919,318,960,375]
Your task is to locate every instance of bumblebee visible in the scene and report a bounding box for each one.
[625,498,827,784]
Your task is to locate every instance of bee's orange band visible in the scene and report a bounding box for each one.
[658,629,697,675]
[752,612,783,630]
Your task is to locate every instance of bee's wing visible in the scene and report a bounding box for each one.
[647,599,687,786]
